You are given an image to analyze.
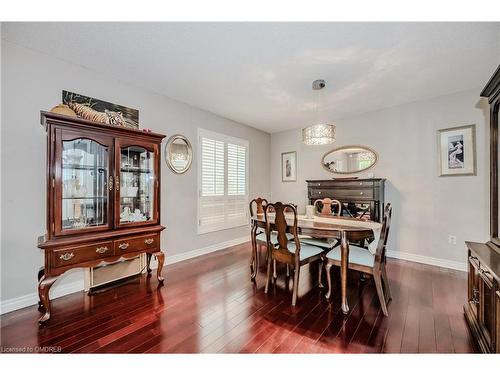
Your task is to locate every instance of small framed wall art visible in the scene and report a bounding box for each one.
[282,151,297,182]
[437,124,476,177]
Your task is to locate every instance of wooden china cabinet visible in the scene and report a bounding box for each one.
[464,65,500,353]
[37,111,166,324]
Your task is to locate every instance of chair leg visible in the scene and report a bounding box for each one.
[325,263,333,299]
[292,265,300,306]
[264,252,273,294]
[381,263,392,302]
[374,271,388,316]
[273,259,278,279]
[318,260,324,288]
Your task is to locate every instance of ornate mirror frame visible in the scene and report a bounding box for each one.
[165,134,193,174]
[321,145,378,175]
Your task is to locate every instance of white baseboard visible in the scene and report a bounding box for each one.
[165,236,249,265]
[0,279,84,315]
[0,236,250,315]
[386,250,467,272]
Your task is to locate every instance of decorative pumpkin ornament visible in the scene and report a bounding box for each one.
[49,104,77,117]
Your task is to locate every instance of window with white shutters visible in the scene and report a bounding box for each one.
[198,129,249,233]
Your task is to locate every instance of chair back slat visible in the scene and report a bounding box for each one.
[314,198,342,216]
[264,202,300,256]
[249,197,268,217]
[375,203,392,264]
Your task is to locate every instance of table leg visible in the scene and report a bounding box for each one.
[340,231,350,315]
[250,224,258,280]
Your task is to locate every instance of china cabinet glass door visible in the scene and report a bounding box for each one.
[56,131,113,235]
[116,141,158,226]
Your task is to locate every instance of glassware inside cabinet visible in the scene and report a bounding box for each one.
[61,138,109,230]
[119,146,155,224]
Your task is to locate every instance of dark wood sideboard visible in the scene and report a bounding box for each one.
[306,178,385,222]
[464,64,500,352]
[464,242,500,353]
[37,111,166,324]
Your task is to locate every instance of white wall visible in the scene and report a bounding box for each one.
[0,40,270,304]
[270,89,489,267]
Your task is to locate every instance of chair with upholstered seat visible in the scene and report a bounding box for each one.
[249,197,269,280]
[324,203,393,315]
[264,202,324,306]
[249,198,294,280]
[299,198,342,251]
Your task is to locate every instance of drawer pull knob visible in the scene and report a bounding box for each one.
[118,242,129,250]
[360,192,364,195]
[359,182,363,185]
[96,246,109,254]
[145,238,154,245]
[318,191,322,194]
[60,252,74,261]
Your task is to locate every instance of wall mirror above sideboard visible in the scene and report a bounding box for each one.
[165,134,193,174]
[321,145,378,174]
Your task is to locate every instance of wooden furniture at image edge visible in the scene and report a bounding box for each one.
[464,64,500,353]
[37,111,166,324]
[307,178,385,222]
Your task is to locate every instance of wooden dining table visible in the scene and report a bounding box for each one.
[251,213,374,314]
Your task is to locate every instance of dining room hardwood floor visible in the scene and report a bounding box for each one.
[0,242,475,353]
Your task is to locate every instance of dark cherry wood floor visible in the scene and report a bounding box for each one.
[0,242,475,353]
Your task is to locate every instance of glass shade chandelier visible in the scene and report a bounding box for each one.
[302,79,336,145]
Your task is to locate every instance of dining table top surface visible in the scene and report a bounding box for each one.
[251,213,380,233]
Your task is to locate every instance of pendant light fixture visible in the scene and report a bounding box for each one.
[302,79,336,145]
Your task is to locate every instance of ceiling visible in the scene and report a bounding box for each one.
[3,22,499,133]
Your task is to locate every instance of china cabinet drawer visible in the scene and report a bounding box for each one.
[114,234,159,254]
[52,241,113,268]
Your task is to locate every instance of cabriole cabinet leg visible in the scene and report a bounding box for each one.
[146,253,153,275]
[154,251,165,285]
[38,275,58,324]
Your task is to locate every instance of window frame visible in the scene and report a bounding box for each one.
[197,128,250,234]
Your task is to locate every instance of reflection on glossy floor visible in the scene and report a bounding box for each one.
[0,242,475,353]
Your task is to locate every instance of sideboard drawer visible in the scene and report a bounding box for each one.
[52,241,113,268]
[114,234,159,255]
[310,181,374,189]
[311,188,374,200]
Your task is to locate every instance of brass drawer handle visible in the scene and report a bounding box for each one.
[59,252,74,261]
[118,242,129,250]
[96,246,109,254]
[360,192,364,195]
[144,238,154,245]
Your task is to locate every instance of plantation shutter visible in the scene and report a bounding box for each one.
[198,129,249,233]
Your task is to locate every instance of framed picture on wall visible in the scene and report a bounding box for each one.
[437,124,476,176]
[282,151,297,182]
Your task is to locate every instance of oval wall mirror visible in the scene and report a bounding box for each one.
[165,134,193,174]
[321,145,378,174]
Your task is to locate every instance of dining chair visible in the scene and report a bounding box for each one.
[299,198,342,251]
[249,198,294,280]
[324,203,393,315]
[314,198,342,216]
[249,197,268,280]
[264,202,324,306]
